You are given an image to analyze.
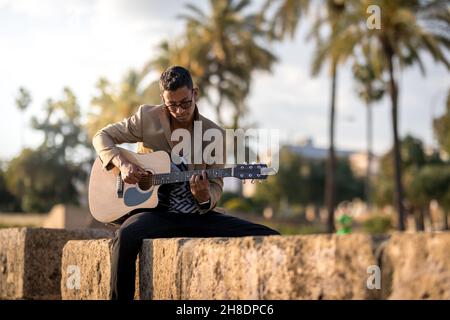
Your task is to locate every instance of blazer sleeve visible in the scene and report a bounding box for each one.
[92,105,144,169]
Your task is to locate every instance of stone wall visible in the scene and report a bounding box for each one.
[379,232,450,299]
[1,228,449,300]
[139,234,377,299]
[61,239,139,300]
[0,228,114,299]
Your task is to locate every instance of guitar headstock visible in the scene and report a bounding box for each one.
[232,164,274,180]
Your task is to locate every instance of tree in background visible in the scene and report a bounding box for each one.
[143,0,277,129]
[259,0,309,41]
[374,135,449,230]
[352,42,385,209]
[408,165,450,231]
[15,87,32,149]
[432,88,450,230]
[5,88,89,212]
[260,0,364,232]
[433,89,450,155]
[254,146,364,213]
[309,0,363,233]
[361,0,450,230]
[0,164,20,212]
[5,148,82,212]
[374,135,426,208]
[86,70,158,141]
[261,0,450,233]
[31,88,89,161]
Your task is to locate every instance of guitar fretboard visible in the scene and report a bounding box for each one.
[147,168,233,185]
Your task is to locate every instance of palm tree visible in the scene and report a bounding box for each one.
[87,70,149,140]
[15,87,32,149]
[144,0,277,130]
[261,0,449,231]
[309,0,362,233]
[141,39,212,113]
[259,0,310,41]
[433,89,450,230]
[261,0,361,232]
[360,0,450,230]
[352,43,385,209]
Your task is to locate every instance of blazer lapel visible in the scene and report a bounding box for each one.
[158,106,174,149]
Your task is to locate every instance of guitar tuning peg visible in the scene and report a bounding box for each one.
[251,179,255,184]
[258,180,263,184]
[242,179,246,184]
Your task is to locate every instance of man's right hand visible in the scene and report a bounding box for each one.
[112,154,148,184]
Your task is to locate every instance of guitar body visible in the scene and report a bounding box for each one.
[88,148,170,223]
[89,147,272,224]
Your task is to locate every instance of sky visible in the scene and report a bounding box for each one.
[1,0,449,162]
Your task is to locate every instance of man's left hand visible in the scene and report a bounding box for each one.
[189,170,211,203]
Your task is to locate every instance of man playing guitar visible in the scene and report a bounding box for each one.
[92,66,279,300]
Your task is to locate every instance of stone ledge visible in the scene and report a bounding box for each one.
[0,227,114,299]
[5,230,449,300]
[61,239,140,300]
[61,239,113,300]
[59,233,450,300]
[380,232,450,299]
[140,234,377,300]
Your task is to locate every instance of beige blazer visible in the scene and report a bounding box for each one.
[92,104,226,212]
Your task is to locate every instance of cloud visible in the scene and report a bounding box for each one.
[0,0,92,19]
[1,0,448,160]
[0,0,189,159]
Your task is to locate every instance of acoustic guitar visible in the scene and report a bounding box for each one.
[88,147,274,223]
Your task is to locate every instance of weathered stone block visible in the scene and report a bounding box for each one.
[0,227,113,299]
[61,239,112,300]
[32,232,450,300]
[380,232,450,299]
[140,234,377,300]
[61,238,139,300]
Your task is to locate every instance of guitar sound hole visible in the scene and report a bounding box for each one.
[138,171,153,191]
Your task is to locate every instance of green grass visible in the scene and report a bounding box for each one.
[264,222,326,235]
[362,215,393,234]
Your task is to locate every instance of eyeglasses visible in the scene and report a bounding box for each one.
[164,100,193,112]
[163,91,194,112]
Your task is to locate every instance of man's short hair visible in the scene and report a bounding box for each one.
[159,66,194,91]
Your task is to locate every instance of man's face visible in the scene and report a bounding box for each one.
[161,86,198,124]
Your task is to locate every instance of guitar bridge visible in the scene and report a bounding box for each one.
[116,174,124,198]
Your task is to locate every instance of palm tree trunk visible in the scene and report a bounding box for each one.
[232,107,243,196]
[20,112,25,149]
[387,52,406,231]
[424,206,432,231]
[215,70,225,126]
[366,102,373,209]
[443,209,449,231]
[215,94,224,126]
[232,112,240,131]
[325,61,337,233]
[415,207,425,231]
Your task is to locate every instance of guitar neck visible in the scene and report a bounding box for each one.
[150,168,233,185]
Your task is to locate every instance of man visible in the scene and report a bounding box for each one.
[93,66,279,300]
